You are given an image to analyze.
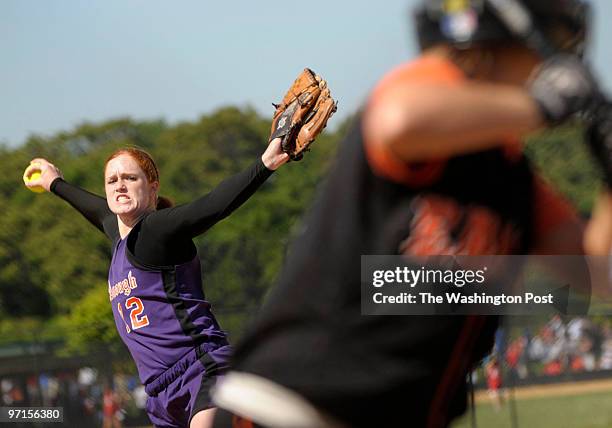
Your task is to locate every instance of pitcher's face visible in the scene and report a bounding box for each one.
[105,154,158,219]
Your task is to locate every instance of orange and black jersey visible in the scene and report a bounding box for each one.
[365,56,577,254]
[229,57,578,428]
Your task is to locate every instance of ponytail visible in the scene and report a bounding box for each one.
[156,196,174,210]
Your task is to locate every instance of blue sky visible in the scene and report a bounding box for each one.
[2,0,611,147]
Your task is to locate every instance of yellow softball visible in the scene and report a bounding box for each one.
[23,163,45,193]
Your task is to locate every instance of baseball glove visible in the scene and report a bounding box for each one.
[270,68,337,161]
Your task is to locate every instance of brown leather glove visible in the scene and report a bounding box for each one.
[270,68,337,161]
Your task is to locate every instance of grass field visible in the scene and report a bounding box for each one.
[452,380,612,428]
[133,379,612,428]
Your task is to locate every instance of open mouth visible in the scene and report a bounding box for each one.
[116,194,130,202]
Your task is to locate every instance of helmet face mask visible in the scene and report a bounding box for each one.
[538,3,590,56]
[414,0,590,57]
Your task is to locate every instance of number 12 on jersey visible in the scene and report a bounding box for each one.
[117,297,150,333]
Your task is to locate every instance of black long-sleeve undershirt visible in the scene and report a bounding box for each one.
[51,159,273,267]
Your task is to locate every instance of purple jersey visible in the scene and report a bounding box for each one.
[108,237,228,385]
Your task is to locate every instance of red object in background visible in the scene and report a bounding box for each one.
[571,356,585,372]
[506,339,523,368]
[103,389,119,417]
[544,360,563,376]
[10,386,24,403]
[486,362,502,390]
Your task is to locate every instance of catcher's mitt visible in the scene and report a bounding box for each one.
[270,68,337,161]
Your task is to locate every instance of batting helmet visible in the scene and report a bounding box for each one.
[414,0,590,56]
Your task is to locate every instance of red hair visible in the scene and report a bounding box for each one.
[105,147,173,209]
[105,147,159,184]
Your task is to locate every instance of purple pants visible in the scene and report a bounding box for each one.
[145,344,232,428]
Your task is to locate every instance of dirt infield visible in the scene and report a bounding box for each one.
[475,378,612,402]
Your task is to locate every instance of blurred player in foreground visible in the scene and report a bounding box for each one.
[211,1,612,427]
[23,140,289,428]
